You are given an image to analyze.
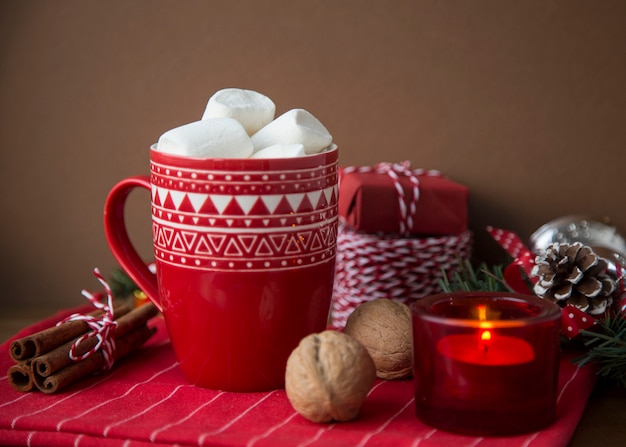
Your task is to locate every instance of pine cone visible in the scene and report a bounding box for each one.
[532,242,616,315]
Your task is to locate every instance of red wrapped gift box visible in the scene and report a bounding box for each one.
[338,163,469,236]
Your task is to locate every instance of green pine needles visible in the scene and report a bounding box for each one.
[438,259,513,293]
[575,313,626,388]
[109,267,140,300]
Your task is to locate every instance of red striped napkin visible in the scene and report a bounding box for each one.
[1,307,596,447]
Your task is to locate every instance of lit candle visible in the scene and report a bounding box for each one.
[411,292,561,436]
[437,331,535,365]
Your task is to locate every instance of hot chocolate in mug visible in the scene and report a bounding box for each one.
[104,146,338,391]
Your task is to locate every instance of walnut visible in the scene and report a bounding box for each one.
[343,299,413,380]
[285,330,376,423]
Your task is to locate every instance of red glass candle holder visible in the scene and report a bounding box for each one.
[411,292,562,436]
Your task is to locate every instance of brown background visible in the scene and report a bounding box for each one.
[1,0,625,311]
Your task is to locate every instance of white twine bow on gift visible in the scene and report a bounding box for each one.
[341,161,443,236]
[58,268,118,370]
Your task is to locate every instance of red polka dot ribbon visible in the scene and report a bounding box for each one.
[341,162,443,236]
[58,268,118,370]
[486,225,537,293]
[486,226,597,338]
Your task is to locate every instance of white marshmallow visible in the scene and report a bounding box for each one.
[202,88,276,135]
[250,109,332,154]
[156,118,253,158]
[250,143,307,159]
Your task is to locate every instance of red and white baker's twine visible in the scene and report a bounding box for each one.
[332,226,472,327]
[340,162,443,236]
[59,268,118,370]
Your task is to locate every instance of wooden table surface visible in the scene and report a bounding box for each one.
[1,306,625,446]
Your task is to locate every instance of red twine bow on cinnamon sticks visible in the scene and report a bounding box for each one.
[341,162,443,236]
[59,268,118,370]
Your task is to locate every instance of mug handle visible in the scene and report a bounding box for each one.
[103,176,162,312]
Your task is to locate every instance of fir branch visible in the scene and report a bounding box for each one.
[439,259,513,293]
[109,268,139,300]
[574,312,626,388]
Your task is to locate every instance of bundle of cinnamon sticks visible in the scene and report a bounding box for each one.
[7,302,159,394]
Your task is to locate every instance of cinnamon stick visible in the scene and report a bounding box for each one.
[32,303,158,378]
[32,324,157,394]
[9,303,132,362]
[7,362,34,392]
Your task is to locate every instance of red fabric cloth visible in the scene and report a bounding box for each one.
[1,307,596,447]
[338,168,469,235]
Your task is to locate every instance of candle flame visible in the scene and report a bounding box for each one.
[475,304,498,329]
[477,304,487,321]
[480,329,492,353]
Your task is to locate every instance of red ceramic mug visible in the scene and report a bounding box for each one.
[104,146,339,391]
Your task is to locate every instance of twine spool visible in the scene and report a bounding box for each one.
[331,224,472,328]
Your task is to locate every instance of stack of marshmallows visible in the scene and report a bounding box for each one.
[156,88,334,159]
